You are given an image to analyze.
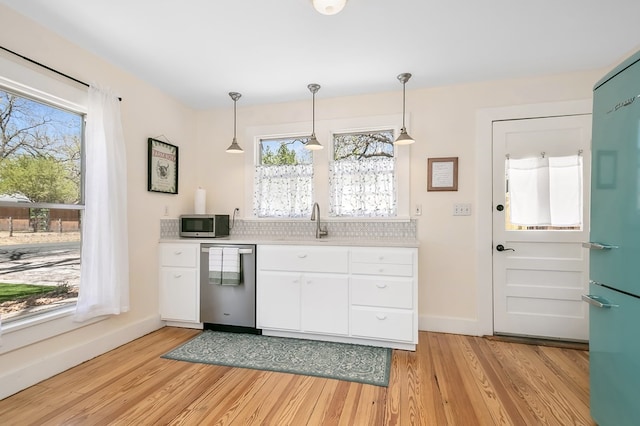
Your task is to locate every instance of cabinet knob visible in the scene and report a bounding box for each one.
[376,314,387,320]
[379,256,384,261]
[379,268,384,273]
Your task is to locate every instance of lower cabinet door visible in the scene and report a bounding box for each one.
[257,271,301,331]
[160,267,198,322]
[301,273,349,335]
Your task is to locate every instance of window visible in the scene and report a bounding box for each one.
[245,114,410,220]
[253,136,313,217]
[329,130,396,217]
[0,88,84,323]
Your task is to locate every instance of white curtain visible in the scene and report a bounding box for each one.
[507,155,582,227]
[253,164,313,217]
[329,158,396,217]
[74,85,129,322]
[507,157,550,225]
[549,155,583,226]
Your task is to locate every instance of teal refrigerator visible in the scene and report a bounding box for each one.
[585,49,640,425]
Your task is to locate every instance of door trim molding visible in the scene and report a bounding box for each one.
[474,99,592,336]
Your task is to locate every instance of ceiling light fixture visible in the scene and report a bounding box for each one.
[225,92,243,154]
[311,0,348,15]
[394,73,415,145]
[305,83,323,150]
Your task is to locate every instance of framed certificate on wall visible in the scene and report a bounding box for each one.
[427,157,458,191]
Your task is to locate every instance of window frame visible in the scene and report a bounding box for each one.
[329,127,398,218]
[0,52,90,350]
[244,114,410,221]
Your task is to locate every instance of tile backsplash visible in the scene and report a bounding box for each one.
[160,218,416,240]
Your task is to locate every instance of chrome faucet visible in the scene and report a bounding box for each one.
[311,202,328,239]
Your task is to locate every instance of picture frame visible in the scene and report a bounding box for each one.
[427,157,458,191]
[148,138,179,194]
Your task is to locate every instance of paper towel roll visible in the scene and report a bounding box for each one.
[194,188,206,214]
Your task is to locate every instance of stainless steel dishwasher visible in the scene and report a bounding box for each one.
[200,243,259,333]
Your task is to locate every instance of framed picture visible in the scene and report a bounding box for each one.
[427,157,458,191]
[148,138,178,194]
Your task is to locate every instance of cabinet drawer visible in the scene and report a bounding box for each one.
[258,245,348,273]
[160,243,198,267]
[351,262,413,277]
[350,307,414,342]
[351,249,413,265]
[351,277,412,309]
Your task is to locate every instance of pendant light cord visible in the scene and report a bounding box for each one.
[402,82,406,130]
[312,91,316,136]
[233,98,237,139]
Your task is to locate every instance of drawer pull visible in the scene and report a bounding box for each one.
[174,251,182,255]
[173,273,182,278]
[297,254,308,259]
[376,283,387,289]
[376,314,388,320]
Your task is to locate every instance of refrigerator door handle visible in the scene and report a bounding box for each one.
[582,242,619,250]
[582,294,620,309]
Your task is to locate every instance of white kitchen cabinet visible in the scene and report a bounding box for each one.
[257,244,418,350]
[159,242,200,324]
[349,247,417,346]
[257,245,349,336]
[301,273,349,335]
[256,270,301,330]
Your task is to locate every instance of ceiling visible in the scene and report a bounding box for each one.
[2,0,640,109]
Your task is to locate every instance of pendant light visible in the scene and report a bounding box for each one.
[225,92,243,153]
[394,73,415,145]
[305,83,323,150]
[311,0,348,15]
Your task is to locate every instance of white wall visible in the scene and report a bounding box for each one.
[0,5,199,398]
[195,69,605,335]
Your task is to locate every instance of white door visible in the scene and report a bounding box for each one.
[492,115,591,341]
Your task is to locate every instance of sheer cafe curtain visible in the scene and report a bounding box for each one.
[74,85,129,322]
[507,155,583,227]
[253,164,313,217]
[329,157,396,217]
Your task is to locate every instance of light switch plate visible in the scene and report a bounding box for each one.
[453,203,472,216]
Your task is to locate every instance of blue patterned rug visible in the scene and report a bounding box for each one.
[162,330,392,387]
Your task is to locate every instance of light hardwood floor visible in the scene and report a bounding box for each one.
[0,327,594,425]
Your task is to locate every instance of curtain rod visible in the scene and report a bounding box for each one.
[0,45,122,101]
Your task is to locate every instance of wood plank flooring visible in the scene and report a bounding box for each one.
[0,327,594,425]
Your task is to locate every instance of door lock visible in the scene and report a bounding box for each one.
[496,244,515,252]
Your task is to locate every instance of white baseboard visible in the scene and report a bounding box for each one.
[419,314,484,336]
[0,315,163,400]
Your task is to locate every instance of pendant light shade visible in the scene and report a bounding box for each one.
[311,0,348,15]
[394,73,415,145]
[225,92,243,154]
[305,83,324,151]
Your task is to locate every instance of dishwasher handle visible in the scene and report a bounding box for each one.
[201,247,253,254]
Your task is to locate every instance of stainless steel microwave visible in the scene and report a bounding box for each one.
[179,214,230,238]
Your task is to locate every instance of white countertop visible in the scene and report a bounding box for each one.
[160,235,419,248]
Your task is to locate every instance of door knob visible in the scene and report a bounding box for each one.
[496,244,515,252]
[496,204,504,211]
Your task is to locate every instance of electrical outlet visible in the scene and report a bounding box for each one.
[163,205,169,216]
[414,204,422,216]
[453,203,472,216]
[234,207,240,217]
